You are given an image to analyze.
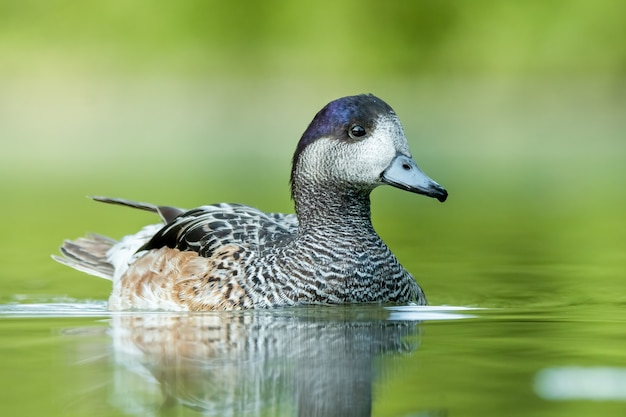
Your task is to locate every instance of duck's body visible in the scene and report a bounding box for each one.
[54,94,447,311]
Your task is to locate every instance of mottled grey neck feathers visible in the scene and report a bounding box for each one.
[292,180,373,233]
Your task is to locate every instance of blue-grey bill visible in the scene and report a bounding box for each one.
[381,154,448,202]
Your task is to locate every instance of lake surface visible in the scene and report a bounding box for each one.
[1,297,625,416]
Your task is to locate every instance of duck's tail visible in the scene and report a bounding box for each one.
[53,196,184,281]
[52,234,117,280]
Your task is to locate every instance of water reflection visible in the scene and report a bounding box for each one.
[108,306,420,417]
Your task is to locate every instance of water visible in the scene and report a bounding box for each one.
[1,299,625,416]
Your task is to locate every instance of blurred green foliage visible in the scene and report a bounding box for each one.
[0,0,625,77]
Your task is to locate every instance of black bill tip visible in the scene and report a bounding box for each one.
[433,186,448,202]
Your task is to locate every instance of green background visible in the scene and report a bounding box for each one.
[1,0,623,304]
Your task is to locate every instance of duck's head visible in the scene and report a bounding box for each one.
[291,94,448,203]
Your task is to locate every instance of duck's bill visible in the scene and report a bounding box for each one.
[381,154,448,202]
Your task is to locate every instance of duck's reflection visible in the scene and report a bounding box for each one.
[108,307,420,416]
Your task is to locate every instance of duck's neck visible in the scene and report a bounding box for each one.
[292,181,375,235]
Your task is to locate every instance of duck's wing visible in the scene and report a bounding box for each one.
[139,203,298,257]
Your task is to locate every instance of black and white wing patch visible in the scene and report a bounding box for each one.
[139,203,298,257]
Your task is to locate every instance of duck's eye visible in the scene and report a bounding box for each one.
[349,125,366,139]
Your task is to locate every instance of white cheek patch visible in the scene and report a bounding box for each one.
[347,137,396,181]
[374,115,411,156]
[294,115,412,187]
[340,116,411,183]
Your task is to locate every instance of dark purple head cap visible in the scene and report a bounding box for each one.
[292,94,396,166]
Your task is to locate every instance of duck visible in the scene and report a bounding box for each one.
[53,94,447,311]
